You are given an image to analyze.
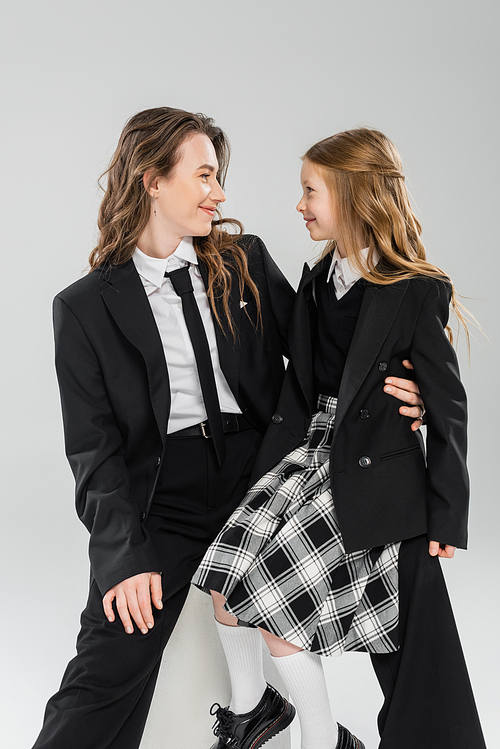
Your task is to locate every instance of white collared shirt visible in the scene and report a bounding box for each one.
[132,237,241,434]
[327,247,379,299]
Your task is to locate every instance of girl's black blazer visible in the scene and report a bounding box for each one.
[251,257,469,552]
[52,236,294,595]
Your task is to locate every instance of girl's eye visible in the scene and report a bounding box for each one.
[306,187,314,194]
[201,174,210,180]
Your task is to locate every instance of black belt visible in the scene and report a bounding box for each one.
[166,413,254,439]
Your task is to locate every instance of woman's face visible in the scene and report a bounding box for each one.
[296,159,339,243]
[150,133,226,238]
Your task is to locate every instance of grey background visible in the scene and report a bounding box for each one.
[1,0,498,746]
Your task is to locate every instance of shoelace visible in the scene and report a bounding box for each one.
[210,703,238,746]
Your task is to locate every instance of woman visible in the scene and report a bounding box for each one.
[31,106,293,749]
[193,128,486,749]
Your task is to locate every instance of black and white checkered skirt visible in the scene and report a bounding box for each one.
[192,395,400,657]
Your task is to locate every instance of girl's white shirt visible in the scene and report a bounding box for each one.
[327,247,380,299]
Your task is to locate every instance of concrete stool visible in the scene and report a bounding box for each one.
[140,584,291,748]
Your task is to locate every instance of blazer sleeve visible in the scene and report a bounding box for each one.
[53,295,161,594]
[409,280,469,548]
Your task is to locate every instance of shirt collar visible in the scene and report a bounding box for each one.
[326,246,379,286]
[133,237,197,290]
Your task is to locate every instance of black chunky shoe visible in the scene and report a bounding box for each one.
[336,722,366,749]
[209,683,296,748]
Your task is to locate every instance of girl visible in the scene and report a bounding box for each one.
[193,128,486,749]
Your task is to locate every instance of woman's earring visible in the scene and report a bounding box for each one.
[153,197,157,218]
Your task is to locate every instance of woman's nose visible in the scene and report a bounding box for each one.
[212,181,226,203]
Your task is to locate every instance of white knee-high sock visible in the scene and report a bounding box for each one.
[272,649,338,749]
[215,620,267,714]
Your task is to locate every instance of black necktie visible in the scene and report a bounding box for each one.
[165,265,226,464]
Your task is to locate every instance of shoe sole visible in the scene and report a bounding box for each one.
[249,701,296,749]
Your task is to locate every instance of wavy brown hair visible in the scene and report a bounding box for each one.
[304,128,470,345]
[89,107,260,335]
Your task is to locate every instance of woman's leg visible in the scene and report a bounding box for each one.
[31,579,190,749]
[210,591,267,714]
[370,535,486,749]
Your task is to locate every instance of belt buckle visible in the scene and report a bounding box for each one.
[200,421,211,439]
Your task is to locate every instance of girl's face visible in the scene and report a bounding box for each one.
[149,133,226,239]
[297,159,339,244]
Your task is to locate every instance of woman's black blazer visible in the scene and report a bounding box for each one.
[53,235,294,595]
[251,257,469,552]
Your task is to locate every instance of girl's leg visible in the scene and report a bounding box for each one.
[210,591,267,714]
[260,629,338,749]
[211,589,238,627]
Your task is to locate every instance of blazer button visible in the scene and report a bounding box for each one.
[272,413,283,424]
[359,456,372,468]
[378,361,388,372]
[359,409,370,420]
[139,510,147,522]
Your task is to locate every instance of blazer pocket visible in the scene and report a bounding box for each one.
[379,444,423,461]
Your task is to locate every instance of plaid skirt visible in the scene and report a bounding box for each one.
[192,395,400,657]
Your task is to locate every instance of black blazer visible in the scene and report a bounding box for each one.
[251,257,469,552]
[53,235,295,595]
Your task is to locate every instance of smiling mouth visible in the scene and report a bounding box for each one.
[199,206,216,217]
[304,217,316,227]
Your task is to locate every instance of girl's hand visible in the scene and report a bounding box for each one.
[429,541,456,558]
[384,360,425,431]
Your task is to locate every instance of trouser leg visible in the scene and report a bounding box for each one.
[31,426,262,749]
[108,584,192,749]
[370,535,486,749]
[31,578,191,749]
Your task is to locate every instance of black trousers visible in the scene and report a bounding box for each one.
[371,535,486,749]
[32,426,262,749]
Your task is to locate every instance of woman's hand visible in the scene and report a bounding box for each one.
[429,541,456,558]
[384,359,425,431]
[103,572,163,634]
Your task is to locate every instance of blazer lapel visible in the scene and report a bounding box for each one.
[289,259,328,409]
[99,260,171,444]
[333,279,410,437]
[198,261,240,401]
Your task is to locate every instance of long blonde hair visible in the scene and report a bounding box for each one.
[90,107,260,336]
[304,128,469,344]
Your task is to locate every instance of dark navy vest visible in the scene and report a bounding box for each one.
[313,267,366,398]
